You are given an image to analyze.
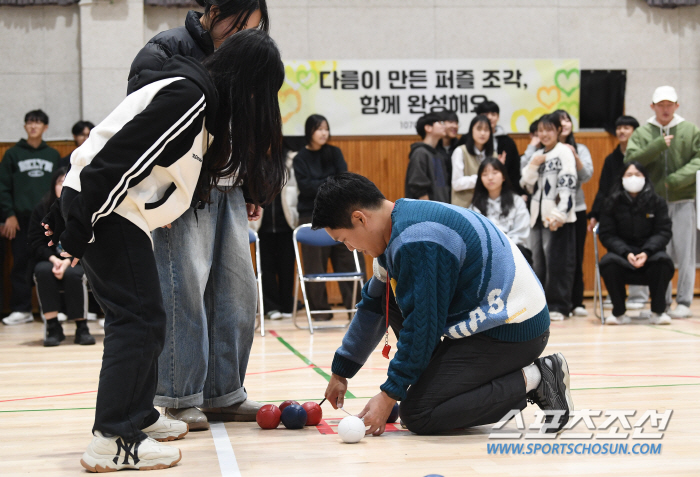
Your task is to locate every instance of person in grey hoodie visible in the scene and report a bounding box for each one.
[405,113,450,203]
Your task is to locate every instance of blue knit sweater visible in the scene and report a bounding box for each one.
[331,199,549,401]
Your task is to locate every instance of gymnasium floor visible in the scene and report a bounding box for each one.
[1,301,699,476]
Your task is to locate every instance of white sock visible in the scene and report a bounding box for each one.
[523,363,541,393]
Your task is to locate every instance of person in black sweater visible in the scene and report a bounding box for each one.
[294,114,365,320]
[598,161,673,326]
[475,101,524,196]
[588,115,640,229]
[28,167,95,347]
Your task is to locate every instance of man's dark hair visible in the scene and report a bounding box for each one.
[529,118,540,135]
[25,109,49,125]
[312,172,385,230]
[415,113,442,139]
[474,100,500,115]
[71,120,95,136]
[615,115,640,129]
[441,110,458,123]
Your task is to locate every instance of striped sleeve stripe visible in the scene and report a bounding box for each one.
[90,94,206,227]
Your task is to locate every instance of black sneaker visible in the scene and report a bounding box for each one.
[43,319,66,347]
[75,320,96,345]
[527,353,574,433]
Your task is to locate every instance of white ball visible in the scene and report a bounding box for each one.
[338,416,366,444]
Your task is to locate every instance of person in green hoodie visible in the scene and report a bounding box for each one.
[625,86,700,319]
[0,109,60,325]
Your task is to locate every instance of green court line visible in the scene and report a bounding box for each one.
[572,383,700,391]
[646,325,700,338]
[269,330,356,399]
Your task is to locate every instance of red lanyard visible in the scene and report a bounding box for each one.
[381,202,395,360]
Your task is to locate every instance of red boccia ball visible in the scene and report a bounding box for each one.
[279,400,300,412]
[256,404,281,429]
[302,402,323,426]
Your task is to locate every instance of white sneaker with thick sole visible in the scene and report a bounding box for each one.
[2,311,33,325]
[668,304,692,319]
[572,306,588,317]
[650,312,672,325]
[80,431,181,472]
[626,301,645,310]
[549,311,565,321]
[142,415,189,442]
[605,314,630,325]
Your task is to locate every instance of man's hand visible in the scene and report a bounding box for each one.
[2,216,19,240]
[587,218,598,233]
[324,373,348,410]
[247,203,262,221]
[632,252,648,269]
[59,251,80,268]
[53,259,71,280]
[357,392,396,436]
[664,135,674,148]
[627,253,637,267]
[548,218,564,232]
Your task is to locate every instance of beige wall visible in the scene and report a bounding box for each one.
[0,0,698,141]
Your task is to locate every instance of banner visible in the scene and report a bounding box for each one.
[280,59,580,136]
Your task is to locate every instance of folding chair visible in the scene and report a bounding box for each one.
[249,228,265,337]
[592,223,606,325]
[292,224,365,334]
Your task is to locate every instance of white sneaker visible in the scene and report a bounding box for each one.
[2,311,33,325]
[57,313,68,322]
[142,415,188,442]
[265,310,282,320]
[572,306,588,317]
[626,301,645,310]
[650,312,672,325]
[603,298,613,310]
[550,311,566,321]
[637,309,652,320]
[280,312,293,319]
[668,304,692,319]
[80,431,181,472]
[605,314,630,325]
[98,318,105,328]
[87,312,98,321]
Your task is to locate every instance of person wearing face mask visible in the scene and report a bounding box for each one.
[451,115,504,208]
[598,162,674,325]
[294,114,365,320]
[625,86,700,319]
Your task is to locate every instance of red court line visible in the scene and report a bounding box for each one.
[247,365,314,375]
[0,390,97,403]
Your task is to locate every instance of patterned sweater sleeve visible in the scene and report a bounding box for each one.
[380,241,460,401]
[549,145,577,223]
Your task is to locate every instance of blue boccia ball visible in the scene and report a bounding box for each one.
[281,404,307,429]
[387,403,400,423]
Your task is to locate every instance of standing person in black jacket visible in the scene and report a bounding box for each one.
[294,114,365,320]
[598,162,673,326]
[475,101,524,196]
[43,31,286,472]
[435,110,460,184]
[28,167,95,347]
[127,0,272,431]
[405,113,449,203]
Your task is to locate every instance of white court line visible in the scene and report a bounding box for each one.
[210,422,242,477]
[0,359,101,368]
[551,338,700,347]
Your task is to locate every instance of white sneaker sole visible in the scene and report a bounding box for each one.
[145,424,189,442]
[80,449,182,472]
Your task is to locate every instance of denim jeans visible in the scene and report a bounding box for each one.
[153,187,257,409]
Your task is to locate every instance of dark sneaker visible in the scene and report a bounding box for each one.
[75,320,96,345]
[44,319,66,347]
[527,353,574,433]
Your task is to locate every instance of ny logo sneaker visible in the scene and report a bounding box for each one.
[80,431,181,472]
[527,352,574,433]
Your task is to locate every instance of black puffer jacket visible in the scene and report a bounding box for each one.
[598,183,672,257]
[127,10,214,95]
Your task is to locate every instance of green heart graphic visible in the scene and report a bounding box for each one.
[297,68,319,90]
[554,69,580,97]
[557,101,580,120]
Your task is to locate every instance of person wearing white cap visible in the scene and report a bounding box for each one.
[625,86,700,319]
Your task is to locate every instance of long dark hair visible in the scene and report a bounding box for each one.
[202,29,285,205]
[472,158,515,218]
[605,161,654,213]
[197,0,269,38]
[554,109,578,150]
[464,115,494,157]
[42,166,68,210]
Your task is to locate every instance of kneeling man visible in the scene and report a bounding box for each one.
[314,172,573,436]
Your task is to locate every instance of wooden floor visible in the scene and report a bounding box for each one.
[1,300,700,476]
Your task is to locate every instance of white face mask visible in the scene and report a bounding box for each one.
[622,175,645,194]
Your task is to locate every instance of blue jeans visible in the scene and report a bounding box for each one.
[153,187,257,408]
